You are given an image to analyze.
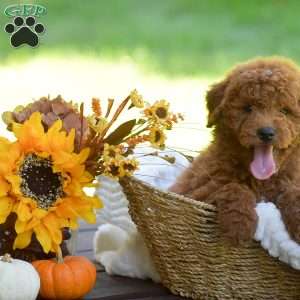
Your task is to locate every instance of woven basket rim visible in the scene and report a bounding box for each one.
[126,176,217,212]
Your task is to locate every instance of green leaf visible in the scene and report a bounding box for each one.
[104,119,136,145]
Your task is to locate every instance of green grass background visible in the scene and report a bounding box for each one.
[0,0,299,77]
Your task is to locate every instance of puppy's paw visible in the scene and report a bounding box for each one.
[219,211,257,245]
[216,183,257,245]
[277,190,300,244]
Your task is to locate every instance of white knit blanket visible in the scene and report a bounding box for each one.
[93,147,300,281]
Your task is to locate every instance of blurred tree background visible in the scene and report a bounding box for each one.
[0,0,299,77]
[0,0,299,151]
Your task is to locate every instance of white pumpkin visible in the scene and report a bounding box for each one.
[0,254,40,300]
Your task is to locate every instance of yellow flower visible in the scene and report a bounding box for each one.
[88,115,108,134]
[103,144,123,161]
[149,100,170,123]
[121,159,139,176]
[130,89,144,108]
[103,158,125,179]
[149,127,166,149]
[0,112,102,254]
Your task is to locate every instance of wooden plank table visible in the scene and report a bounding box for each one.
[77,224,185,300]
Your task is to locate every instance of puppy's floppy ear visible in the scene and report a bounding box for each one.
[206,78,229,128]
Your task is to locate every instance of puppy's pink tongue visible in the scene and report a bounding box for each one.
[250,145,276,180]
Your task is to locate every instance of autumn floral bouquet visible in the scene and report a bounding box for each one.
[0,90,182,262]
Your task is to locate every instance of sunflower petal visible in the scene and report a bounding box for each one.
[65,128,75,153]
[55,202,79,219]
[25,217,40,231]
[57,217,69,228]
[85,195,103,209]
[25,112,43,131]
[32,208,48,219]
[34,224,52,253]
[53,151,78,169]
[43,212,60,230]
[79,209,97,223]
[48,227,62,245]
[20,113,45,150]
[15,219,27,233]
[0,161,11,176]
[12,122,23,139]
[43,214,62,245]
[0,197,13,223]
[68,218,79,229]
[9,143,21,162]
[78,148,90,164]
[67,164,85,179]
[48,119,63,134]
[65,181,84,197]
[13,230,33,249]
[80,171,93,183]
[0,196,13,213]
[46,120,66,152]
[5,175,21,195]
[0,137,10,150]
[0,214,9,223]
[16,201,32,222]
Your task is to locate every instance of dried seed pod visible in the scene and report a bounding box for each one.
[9,96,89,151]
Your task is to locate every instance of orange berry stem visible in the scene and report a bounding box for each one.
[105,98,114,118]
[92,98,102,116]
[100,95,130,139]
[79,102,84,151]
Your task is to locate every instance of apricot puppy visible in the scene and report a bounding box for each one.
[170,57,300,244]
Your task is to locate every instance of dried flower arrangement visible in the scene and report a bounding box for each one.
[0,91,182,261]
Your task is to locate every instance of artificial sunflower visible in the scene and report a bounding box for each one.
[148,100,170,124]
[103,144,123,161]
[121,159,139,176]
[103,158,126,179]
[130,89,144,108]
[0,112,102,254]
[149,127,166,149]
[88,115,108,134]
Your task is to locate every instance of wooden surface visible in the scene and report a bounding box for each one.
[77,223,185,300]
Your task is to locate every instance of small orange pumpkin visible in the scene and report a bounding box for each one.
[32,255,97,299]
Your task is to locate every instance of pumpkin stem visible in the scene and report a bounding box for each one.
[0,253,12,263]
[56,246,64,264]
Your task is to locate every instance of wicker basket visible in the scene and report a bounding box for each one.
[121,177,300,300]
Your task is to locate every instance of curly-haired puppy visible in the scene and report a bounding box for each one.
[170,57,300,245]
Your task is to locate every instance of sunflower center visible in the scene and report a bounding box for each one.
[109,164,121,176]
[19,154,64,209]
[155,107,167,119]
[123,163,135,172]
[108,149,116,158]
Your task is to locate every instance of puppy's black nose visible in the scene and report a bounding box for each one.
[257,127,276,142]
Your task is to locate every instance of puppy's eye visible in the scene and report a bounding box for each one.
[280,107,291,115]
[243,105,253,113]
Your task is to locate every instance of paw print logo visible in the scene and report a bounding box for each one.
[4,16,45,48]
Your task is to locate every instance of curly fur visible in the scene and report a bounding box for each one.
[170,57,300,244]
